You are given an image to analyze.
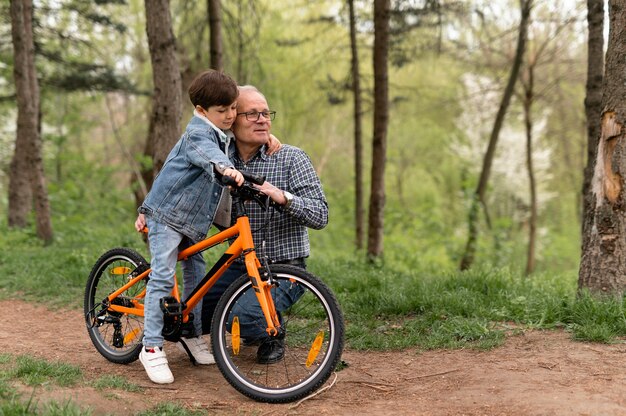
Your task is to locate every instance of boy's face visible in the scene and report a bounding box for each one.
[197,102,237,130]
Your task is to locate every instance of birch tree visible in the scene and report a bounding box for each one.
[459,0,532,271]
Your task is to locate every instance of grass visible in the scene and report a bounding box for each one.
[3,212,626,352]
[136,403,208,416]
[0,354,150,415]
[90,375,143,392]
[2,176,626,413]
[11,356,82,387]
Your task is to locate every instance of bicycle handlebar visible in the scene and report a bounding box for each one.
[220,171,265,187]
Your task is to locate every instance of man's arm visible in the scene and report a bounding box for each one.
[255,148,328,230]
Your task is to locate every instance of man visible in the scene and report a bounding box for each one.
[201,85,328,363]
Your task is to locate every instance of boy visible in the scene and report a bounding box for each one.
[137,70,243,384]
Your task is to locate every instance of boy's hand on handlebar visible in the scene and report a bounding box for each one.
[224,167,244,186]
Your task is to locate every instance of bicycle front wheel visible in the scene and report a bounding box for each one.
[84,248,148,364]
[211,264,344,403]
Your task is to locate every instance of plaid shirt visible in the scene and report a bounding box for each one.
[229,144,328,262]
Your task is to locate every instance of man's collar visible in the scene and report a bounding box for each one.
[233,143,269,163]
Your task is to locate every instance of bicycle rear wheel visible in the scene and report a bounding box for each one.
[84,248,148,364]
[211,264,344,403]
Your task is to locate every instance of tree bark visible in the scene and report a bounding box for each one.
[367,0,390,260]
[579,0,604,258]
[523,67,537,276]
[459,0,532,271]
[208,0,223,71]
[348,0,365,250]
[8,0,34,228]
[578,0,626,294]
[9,0,53,243]
[143,0,182,189]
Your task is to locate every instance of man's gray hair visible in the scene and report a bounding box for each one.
[238,85,266,100]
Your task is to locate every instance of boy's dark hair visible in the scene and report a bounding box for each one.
[188,70,238,109]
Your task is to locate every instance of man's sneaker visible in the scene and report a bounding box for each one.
[177,336,215,365]
[139,346,174,384]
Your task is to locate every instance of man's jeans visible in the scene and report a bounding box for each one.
[201,262,305,339]
[143,217,205,347]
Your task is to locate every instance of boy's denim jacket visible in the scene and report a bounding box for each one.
[139,114,233,242]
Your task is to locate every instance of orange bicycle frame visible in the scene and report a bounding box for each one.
[105,215,281,336]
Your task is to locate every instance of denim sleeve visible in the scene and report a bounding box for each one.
[185,128,233,174]
[284,149,329,230]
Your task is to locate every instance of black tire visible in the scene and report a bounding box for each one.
[84,248,148,364]
[211,264,344,403]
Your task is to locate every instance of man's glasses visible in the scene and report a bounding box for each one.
[237,111,276,121]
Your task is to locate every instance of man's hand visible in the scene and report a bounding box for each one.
[255,181,289,205]
[265,134,282,155]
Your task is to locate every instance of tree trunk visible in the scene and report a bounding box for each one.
[208,0,223,71]
[579,0,604,256]
[8,0,34,228]
[143,0,183,190]
[578,0,626,294]
[8,131,31,228]
[9,0,53,243]
[459,0,532,271]
[348,0,365,250]
[523,67,537,276]
[367,0,390,260]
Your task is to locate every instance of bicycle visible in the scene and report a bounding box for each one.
[84,172,345,403]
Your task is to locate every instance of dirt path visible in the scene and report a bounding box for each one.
[1,299,626,415]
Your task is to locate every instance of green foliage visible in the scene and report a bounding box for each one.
[2,0,588,280]
[0,154,146,307]
[0,0,608,362]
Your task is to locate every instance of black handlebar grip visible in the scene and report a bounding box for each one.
[220,172,265,187]
[221,176,239,187]
[242,172,265,185]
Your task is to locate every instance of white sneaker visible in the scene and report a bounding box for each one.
[139,346,174,384]
[177,336,215,365]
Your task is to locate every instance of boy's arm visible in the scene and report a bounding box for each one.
[186,129,237,175]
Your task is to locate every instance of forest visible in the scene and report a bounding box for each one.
[5,0,626,413]
[2,0,601,278]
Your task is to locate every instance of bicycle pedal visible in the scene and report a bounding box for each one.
[160,296,183,316]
